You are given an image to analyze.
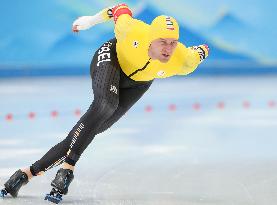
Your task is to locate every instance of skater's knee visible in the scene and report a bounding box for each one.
[93,98,118,117]
[96,106,127,135]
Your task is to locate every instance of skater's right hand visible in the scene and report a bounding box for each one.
[72,16,95,32]
[72,25,79,33]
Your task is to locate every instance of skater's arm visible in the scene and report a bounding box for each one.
[111,4,136,42]
[177,43,209,75]
[72,4,143,43]
[72,7,113,32]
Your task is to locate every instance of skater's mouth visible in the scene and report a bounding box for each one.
[162,53,170,58]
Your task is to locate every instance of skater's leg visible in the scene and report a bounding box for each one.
[61,39,120,167]
[3,39,120,199]
[1,137,74,198]
[22,76,150,179]
[46,69,153,200]
[27,39,120,178]
[24,79,152,178]
[44,39,121,201]
[57,93,120,170]
[96,75,153,134]
[60,70,153,169]
[29,137,74,176]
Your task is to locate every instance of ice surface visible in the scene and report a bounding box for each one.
[1,76,277,205]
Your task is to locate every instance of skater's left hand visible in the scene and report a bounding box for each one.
[190,44,210,62]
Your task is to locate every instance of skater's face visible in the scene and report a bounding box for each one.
[148,38,178,63]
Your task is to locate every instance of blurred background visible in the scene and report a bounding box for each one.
[1,1,277,205]
[1,0,276,75]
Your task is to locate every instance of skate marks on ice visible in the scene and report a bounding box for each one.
[85,154,277,205]
[0,195,45,205]
[0,195,99,205]
[3,157,277,205]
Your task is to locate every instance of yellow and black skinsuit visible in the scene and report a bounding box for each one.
[27,4,209,181]
[106,4,208,81]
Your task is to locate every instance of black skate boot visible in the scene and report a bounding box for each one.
[44,168,74,204]
[0,169,29,198]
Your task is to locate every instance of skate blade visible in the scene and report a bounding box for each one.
[0,189,8,198]
[45,193,62,204]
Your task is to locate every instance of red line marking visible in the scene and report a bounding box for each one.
[193,103,201,111]
[217,102,225,109]
[5,113,13,121]
[28,112,36,119]
[169,104,177,111]
[75,109,81,116]
[51,111,58,118]
[243,101,250,109]
[5,100,276,120]
[268,101,276,108]
[145,105,153,113]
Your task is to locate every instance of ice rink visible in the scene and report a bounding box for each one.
[1,76,277,205]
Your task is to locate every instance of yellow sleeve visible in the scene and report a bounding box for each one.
[114,14,135,42]
[177,43,209,75]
